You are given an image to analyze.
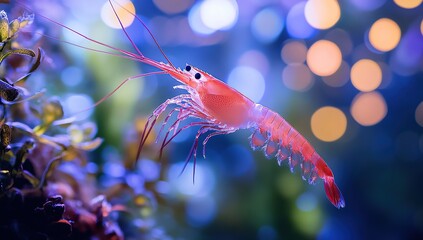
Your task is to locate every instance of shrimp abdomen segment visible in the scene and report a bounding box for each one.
[249,105,345,208]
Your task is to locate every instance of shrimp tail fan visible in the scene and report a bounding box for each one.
[324,177,345,209]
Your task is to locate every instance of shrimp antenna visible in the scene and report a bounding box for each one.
[108,0,177,70]
[71,71,166,116]
[14,0,139,60]
[107,0,144,59]
[33,31,139,61]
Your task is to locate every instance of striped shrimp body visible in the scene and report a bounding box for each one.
[23,0,345,208]
[249,105,345,208]
[136,63,344,208]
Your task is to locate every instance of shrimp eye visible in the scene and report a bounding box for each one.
[195,73,201,79]
[185,65,192,71]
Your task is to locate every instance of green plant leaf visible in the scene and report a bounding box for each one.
[18,12,34,29]
[8,19,19,38]
[0,10,9,42]
[22,170,39,187]
[41,98,64,125]
[0,48,36,65]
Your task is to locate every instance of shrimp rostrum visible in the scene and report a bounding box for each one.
[30,0,345,208]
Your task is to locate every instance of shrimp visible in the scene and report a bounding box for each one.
[19,0,345,208]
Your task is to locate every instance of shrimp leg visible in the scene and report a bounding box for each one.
[158,118,205,160]
[135,94,193,162]
[179,125,227,182]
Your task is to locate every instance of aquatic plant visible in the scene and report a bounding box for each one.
[0,9,165,240]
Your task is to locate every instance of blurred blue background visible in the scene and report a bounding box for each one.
[9,0,423,239]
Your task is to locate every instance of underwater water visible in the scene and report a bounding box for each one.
[1,0,423,239]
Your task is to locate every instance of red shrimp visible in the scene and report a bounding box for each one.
[19,0,345,208]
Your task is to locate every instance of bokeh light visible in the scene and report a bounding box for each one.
[200,0,238,31]
[138,159,160,182]
[286,2,316,39]
[325,29,354,56]
[416,102,423,127]
[393,0,422,9]
[64,94,94,120]
[61,66,84,87]
[186,196,217,227]
[282,64,314,92]
[311,106,347,142]
[167,162,215,197]
[350,59,382,92]
[307,40,342,76]
[126,173,145,192]
[238,50,270,75]
[251,8,284,43]
[153,0,194,14]
[369,18,401,52]
[188,2,215,35]
[350,0,386,11]
[322,61,350,87]
[291,207,323,237]
[304,0,341,30]
[296,192,318,212]
[103,161,125,178]
[281,40,307,64]
[227,66,265,103]
[277,173,302,198]
[351,92,387,126]
[421,18,423,35]
[101,0,135,29]
[390,25,423,76]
